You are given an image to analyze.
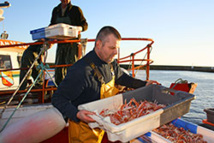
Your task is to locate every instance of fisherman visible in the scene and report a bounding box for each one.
[52,26,159,143]
[19,40,52,90]
[49,0,88,86]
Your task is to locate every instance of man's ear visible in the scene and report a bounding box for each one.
[96,40,102,50]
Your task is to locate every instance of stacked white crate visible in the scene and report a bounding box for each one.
[30,23,82,40]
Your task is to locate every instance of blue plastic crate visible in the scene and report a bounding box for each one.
[30,27,46,40]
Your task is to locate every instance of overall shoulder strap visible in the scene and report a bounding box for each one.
[84,57,105,84]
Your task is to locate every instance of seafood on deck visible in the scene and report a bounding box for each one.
[99,98,166,125]
[153,122,207,143]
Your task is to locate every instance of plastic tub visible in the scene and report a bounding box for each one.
[78,84,195,142]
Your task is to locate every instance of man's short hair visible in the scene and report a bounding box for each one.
[95,26,121,45]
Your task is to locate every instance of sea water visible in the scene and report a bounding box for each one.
[47,69,213,125]
[135,70,214,125]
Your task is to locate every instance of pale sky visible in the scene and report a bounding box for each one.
[1,0,214,67]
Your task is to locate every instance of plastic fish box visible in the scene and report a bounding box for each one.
[136,118,214,143]
[78,84,195,142]
[204,108,214,124]
[30,23,81,40]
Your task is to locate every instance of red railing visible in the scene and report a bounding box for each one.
[118,38,154,79]
[0,38,154,103]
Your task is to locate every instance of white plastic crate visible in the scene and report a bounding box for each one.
[30,23,81,40]
[78,85,195,142]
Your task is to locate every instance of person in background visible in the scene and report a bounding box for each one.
[50,0,88,85]
[52,26,159,143]
[19,40,52,90]
[0,58,6,69]
[1,31,8,39]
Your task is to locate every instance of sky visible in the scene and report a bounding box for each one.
[0,0,214,67]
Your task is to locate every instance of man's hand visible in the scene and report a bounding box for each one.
[146,80,160,86]
[77,110,96,123]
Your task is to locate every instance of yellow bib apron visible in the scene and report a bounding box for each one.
[68,64,119,143]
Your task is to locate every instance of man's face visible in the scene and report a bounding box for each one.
[96,34,120,63]
[60,0,70,5]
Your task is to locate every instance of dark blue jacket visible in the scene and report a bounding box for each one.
[52,50,147,122]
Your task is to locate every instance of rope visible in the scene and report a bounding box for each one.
[0,47,44,118]
[135,45,153,76]
[127,55,132,74]
[0,68,44,132]
[125,44,153,77]
[170,78,188,90]
[0,41,57,132]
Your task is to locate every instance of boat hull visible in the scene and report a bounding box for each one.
[0,105,66,143]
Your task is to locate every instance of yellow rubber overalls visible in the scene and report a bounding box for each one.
[68,62,119,143]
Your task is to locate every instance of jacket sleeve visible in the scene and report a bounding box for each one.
[51,66,85,122]
[116,73,147,88]
[113,61,147,88]
[73,6,88,31]
[49,7,58,26]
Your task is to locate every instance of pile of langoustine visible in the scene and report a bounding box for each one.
[99,98,166,125]
[153,123,207,143]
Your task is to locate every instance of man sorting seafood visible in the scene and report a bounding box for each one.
[52,26,159,143]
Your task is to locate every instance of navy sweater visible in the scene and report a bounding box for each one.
[52,50,147,122]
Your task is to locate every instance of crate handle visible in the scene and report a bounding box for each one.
[161,86,177,95]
